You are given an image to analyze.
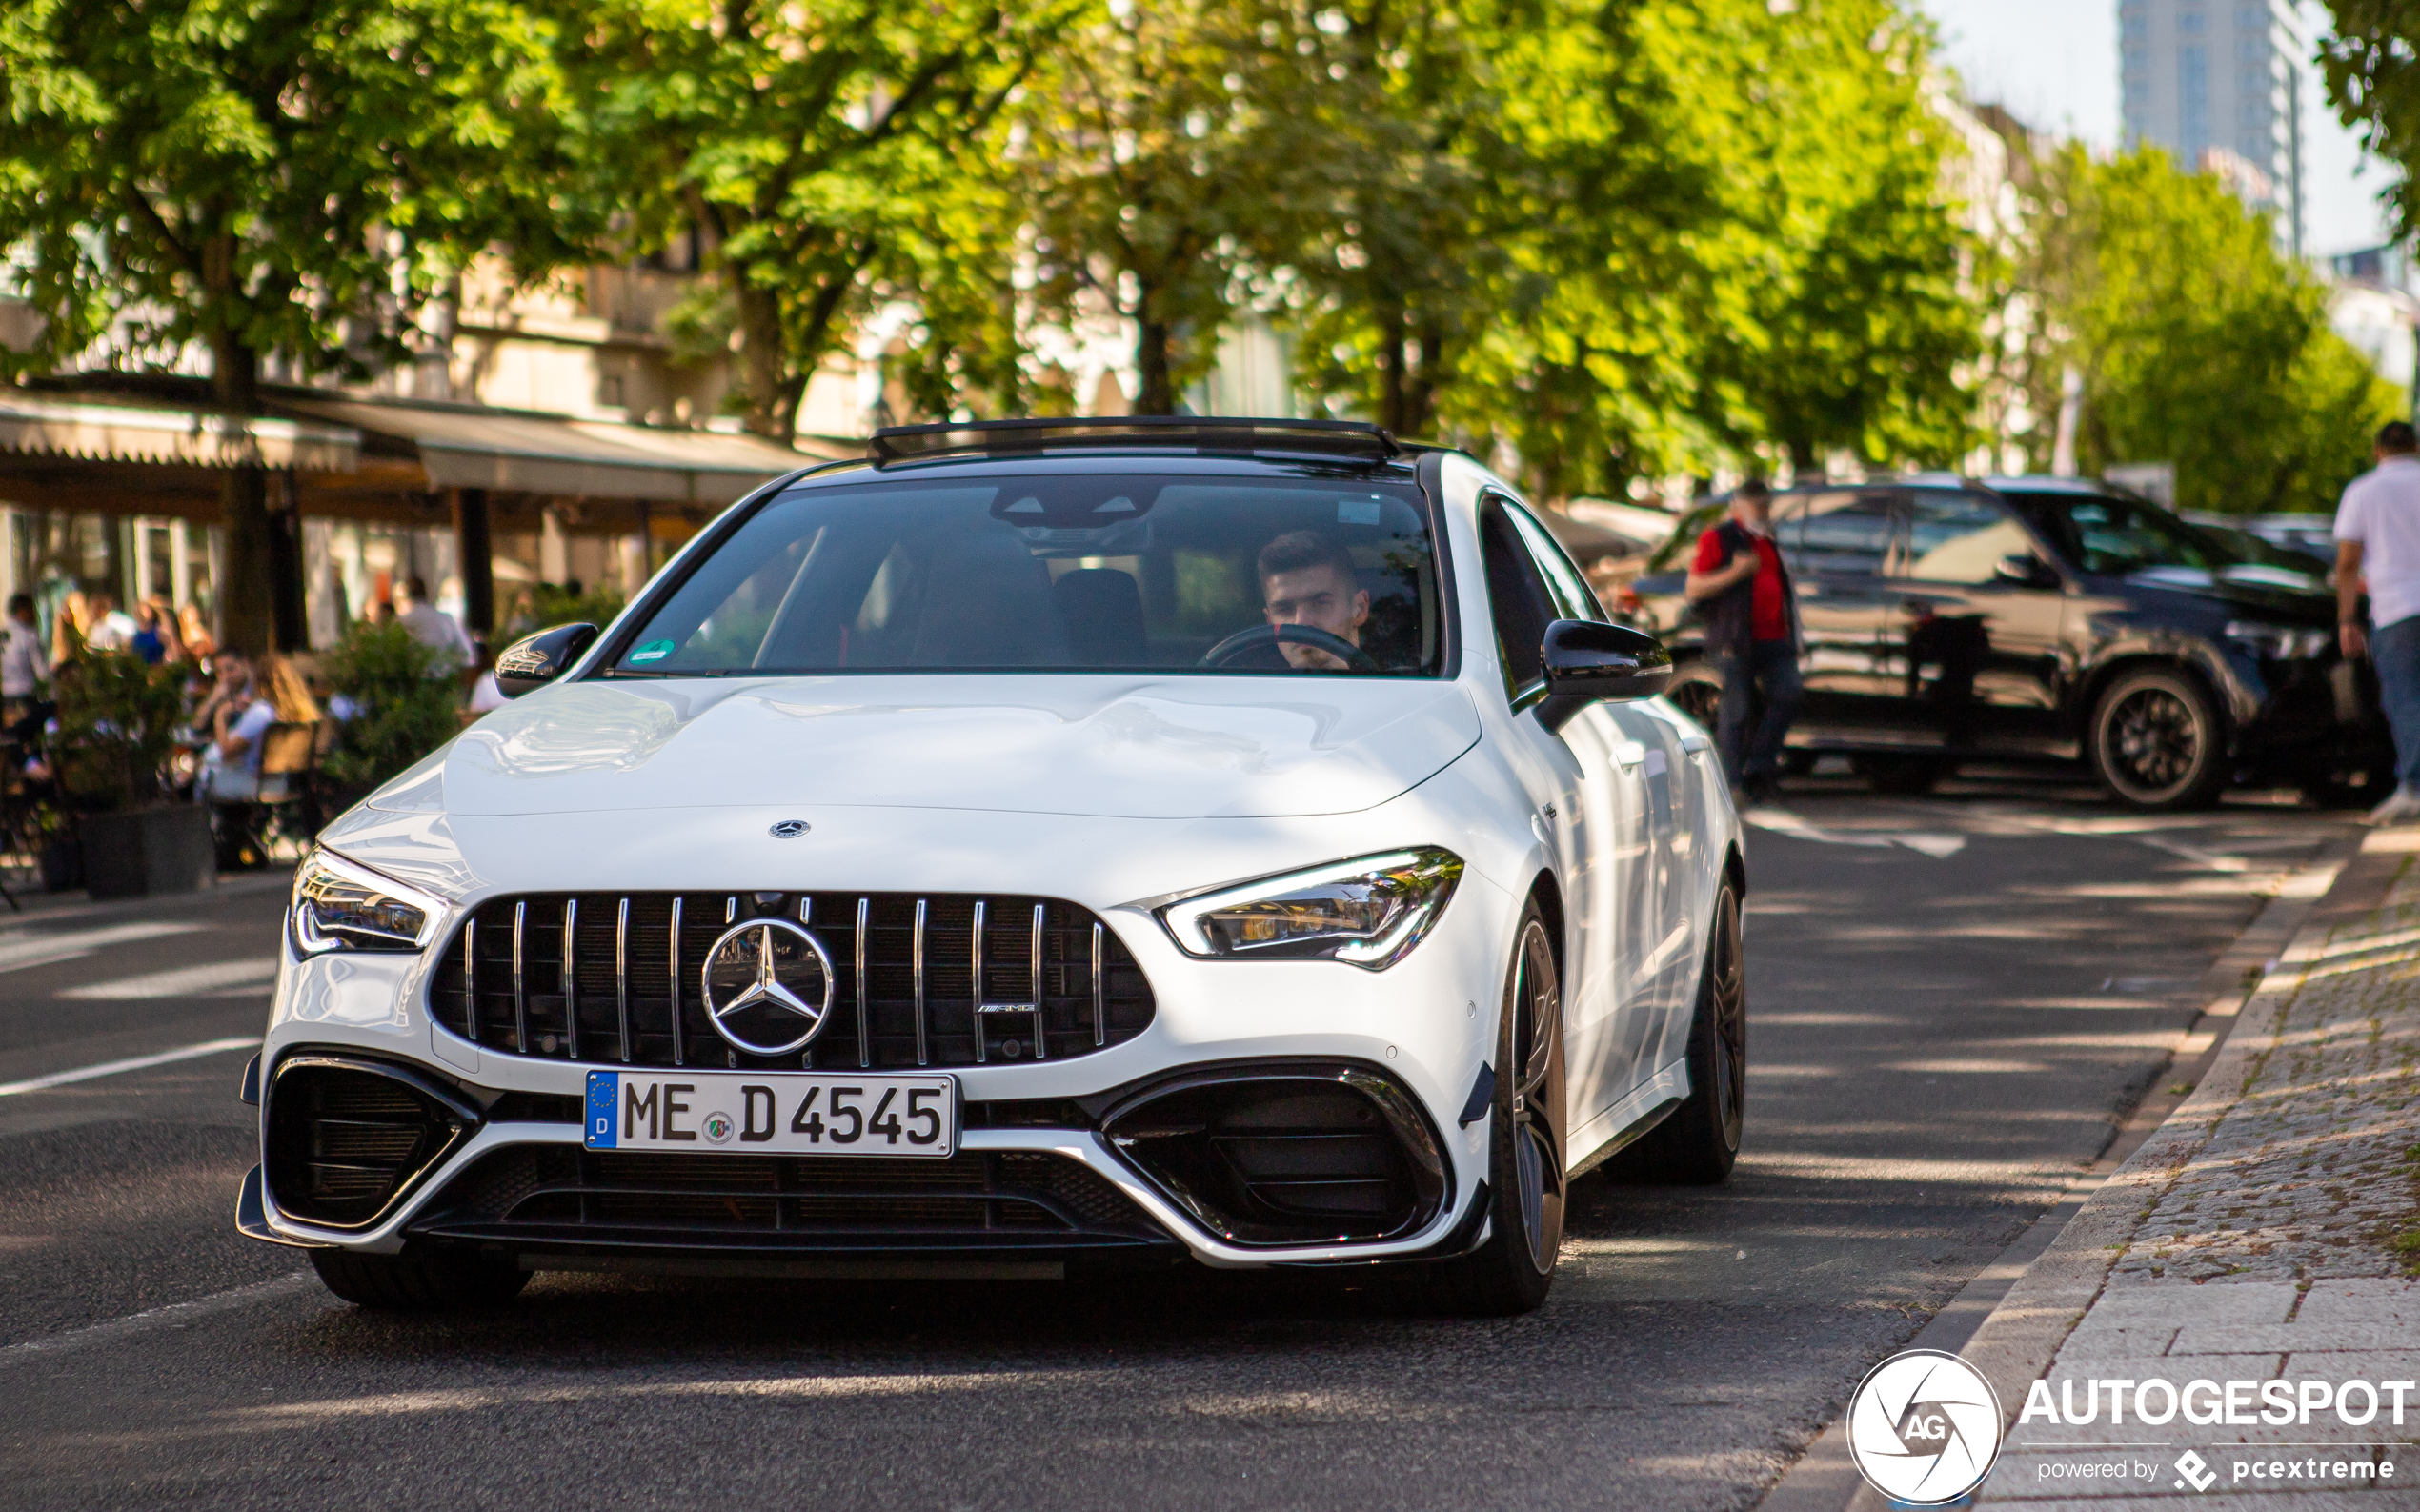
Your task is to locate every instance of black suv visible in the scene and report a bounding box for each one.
[1623,476,2387,809]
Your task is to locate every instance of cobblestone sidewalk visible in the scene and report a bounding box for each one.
[1974,832,2420,1507]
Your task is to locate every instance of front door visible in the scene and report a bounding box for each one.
[1884,492,2070,755]
[1773,489,1909,746]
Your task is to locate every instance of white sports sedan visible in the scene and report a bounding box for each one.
[244,418,1747,1316]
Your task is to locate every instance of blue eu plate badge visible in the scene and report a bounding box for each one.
[585,1071,619,1148]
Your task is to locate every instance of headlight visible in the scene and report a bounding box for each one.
[290,849,447,955]
[2226,620,2332,660]
[1158,848,1464,971]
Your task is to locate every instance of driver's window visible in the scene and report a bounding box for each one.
[1505,501,1609,624]
[1479,494,1558,697]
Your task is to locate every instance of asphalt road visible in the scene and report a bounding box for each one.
[0,774,2354,1511]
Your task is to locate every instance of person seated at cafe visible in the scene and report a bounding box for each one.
[2,594,49,726]
[82,591,139,655]
[193,649,318,803]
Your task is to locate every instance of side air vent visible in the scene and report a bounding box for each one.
[264,1057,475,1228]
[1100,1063,1448,1246]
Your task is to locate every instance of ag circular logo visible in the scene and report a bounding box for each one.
[1846,1349,2003,1505]
[699,917,836,1057]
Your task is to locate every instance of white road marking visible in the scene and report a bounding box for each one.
[61,957,279,1001]
[0,1037,258,1099]
[0,921,205,977]
[1,1272,314,1358]
[1743,807,1967,857]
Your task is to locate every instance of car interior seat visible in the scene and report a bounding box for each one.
[1054,568,1148,666]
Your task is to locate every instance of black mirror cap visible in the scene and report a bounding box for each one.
[1994,554,2062,589]
[495,623,600,698]
[1537,618,1673,730]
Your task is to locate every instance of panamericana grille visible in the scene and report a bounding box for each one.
[416,1145,1164,1240]
[428,892,1155,1071]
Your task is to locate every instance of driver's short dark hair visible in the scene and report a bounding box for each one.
[1258,531,1359,593]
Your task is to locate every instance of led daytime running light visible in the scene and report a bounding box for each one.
[290,850,448,955]
[1159,847,1463,972]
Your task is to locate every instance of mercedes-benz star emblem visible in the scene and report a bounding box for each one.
[699,917,836,1056]
[769,819,811,838]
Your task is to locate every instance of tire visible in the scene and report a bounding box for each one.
[311,1247,530,1310]
[1606,878,1745,1185]
[1426,901,1566,1317]
[2089,665,2228,811]
[1851,752,1950,796]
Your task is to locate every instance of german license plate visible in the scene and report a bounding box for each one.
[583,1069,958,1158]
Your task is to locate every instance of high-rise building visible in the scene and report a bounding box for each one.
[2119,0,2307,253]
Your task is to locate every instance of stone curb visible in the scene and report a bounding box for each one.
[1756,829,2381,1512]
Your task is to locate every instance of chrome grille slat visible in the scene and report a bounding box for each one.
[912,897,930,1067]
[970,899,986,1066]
[512,901,528,1053]
[463,918,478,1046]
[854,897,871,1070]
[434,892,1152,1071]
[615,897,632,1064]
[668,896,685,1068]
[561,898,579,1060]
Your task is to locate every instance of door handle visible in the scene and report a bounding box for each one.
[1612,741,1646,769]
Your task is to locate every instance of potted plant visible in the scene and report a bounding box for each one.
[57,644,211,898]
[318,619,462,813]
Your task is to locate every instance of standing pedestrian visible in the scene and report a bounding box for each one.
[394,576,473,671]
[1,594,49,726]
[2335,420,2420,824]
[1685,477,1804,803]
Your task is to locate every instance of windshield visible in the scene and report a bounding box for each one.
[2003,491,2238,576]
[610,471,1443,677]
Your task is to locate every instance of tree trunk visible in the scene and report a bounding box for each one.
[454,487,494,646]
[1135,316,1177,416]
[1375,300,1408,433]
[209,336,277,658]
[733,271,789,439]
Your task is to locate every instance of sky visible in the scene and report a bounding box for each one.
[1914,0,2396,257]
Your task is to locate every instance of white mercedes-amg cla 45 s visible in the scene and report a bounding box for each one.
[241,417,1747,1316]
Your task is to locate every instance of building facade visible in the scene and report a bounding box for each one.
[2120,0,2308,252]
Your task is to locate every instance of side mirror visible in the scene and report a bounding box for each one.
[494,623,599,698]
[1993,554,2062,590]
[1536,619,1673,732]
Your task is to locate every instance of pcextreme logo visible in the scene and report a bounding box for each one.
[1845,1349,2004,1506]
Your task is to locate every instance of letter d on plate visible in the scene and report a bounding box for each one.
[586,1071,619,1149]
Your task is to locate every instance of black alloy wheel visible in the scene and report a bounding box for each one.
[2090,666,2227,811]
[1427,900,1565,1316]
[1608,877,1745,1185]
[311,1247,530,1310]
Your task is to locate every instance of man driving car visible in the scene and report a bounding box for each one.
[1258,531,1370,671]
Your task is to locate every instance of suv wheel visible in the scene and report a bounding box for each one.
[2090,666,2227,810]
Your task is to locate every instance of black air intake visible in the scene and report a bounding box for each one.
[264,1057,474,1228]
[1101,1064,1448,1246]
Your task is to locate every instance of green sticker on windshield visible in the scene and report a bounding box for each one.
[630,639,676,664]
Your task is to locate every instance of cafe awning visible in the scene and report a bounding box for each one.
[281,397,840,506]
[0,388,359,472]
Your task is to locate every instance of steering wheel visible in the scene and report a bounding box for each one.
[1199,623,1381,673]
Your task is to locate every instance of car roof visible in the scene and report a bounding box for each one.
[865,415,1438,468]
[1980,475,2128,495]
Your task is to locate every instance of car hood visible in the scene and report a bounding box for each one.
[2114,565,2334,621]
[366,675,1482,821]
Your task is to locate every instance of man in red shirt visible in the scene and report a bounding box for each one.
[1684,478,1804,802]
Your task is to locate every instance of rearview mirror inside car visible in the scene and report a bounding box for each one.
[495,623,600,698]
[1537,619,1673,732]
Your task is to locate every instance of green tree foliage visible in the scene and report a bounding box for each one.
[1282,0,1983,495]
[561,0,1079,437]
[0,0,585,654]
[318,621,461,792]
[2317,2,2420,233]
[2014,144,2401,514]
[502,582,626,642]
